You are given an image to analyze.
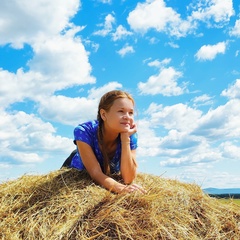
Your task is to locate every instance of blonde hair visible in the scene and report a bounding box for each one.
[97,90,134,175]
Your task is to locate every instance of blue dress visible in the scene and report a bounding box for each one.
[70,120,138,174]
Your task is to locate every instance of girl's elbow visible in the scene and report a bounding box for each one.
[124,179,133,185]
[122,173,136,185]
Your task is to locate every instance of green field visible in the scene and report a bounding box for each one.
[218,198,240,206]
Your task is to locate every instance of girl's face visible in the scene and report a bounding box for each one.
[101,97,134,133]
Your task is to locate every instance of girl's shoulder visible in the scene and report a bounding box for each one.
[81,120,98,129]
[74,120,98,133]
[73,120,99,144]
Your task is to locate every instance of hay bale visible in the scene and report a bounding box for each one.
[0,168,240,239]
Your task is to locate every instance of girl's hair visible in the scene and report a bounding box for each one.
[97,90,135,175]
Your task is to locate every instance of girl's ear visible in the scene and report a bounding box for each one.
[100,109,106,121]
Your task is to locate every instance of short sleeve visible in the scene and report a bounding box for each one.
[130,133,138,150]
[74,121,96,146]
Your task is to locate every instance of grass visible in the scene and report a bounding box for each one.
[218,198,240,206]
[1,168,240,239]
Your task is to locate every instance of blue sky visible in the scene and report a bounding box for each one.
[1,0,240,189]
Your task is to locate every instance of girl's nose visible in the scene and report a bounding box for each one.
[123,113,133,120]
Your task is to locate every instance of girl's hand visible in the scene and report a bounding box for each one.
[120,122,137,141]
[120,183,146,194]
[129,122,137,135]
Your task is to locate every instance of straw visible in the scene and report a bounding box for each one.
[0,168,239,239]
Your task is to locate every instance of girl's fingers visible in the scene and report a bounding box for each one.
[132,184,147,194]
[124,184,146,194]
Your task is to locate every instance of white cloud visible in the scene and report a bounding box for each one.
[112,25,133,41]
[0,69,23,107]
[0,0,98,170]
[159,148,221,167]
[93,13,115,36]
[29,33,95,88]
[138,67,185,96]
[148,37,159,44]
[220,141,240,159]
[139,95,240,170]
[137,119,162,157]
[99,0,112,4]
[195,41,227,61]
[221,79,240,99]
[202,171,240,189]
[167,42,179,48]
[193,99,240,139]
[88,82,123,99]
[0,110,73,164]
[156,130,223,168]
[0,0,79,47]
[145,102,202,132]
[0,31,95,110]
[127,0,192,37]
[117,45,135,57]
[37,82,123,125]
[38,95,98,126]
[229,19,240,37]
[190,0,234,24]
[190,161,240,188]
[192,94,214,107]
[127,0,234,38]
[147,58,171,68]
[160,130,203,154]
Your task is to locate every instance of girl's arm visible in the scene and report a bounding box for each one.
[120,124,138,184]
[120,136,137,184]
[76,140,143,194]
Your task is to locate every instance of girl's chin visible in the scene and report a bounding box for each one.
[121,129,130,133]
[120,130,129,133]
[119,125,130,131]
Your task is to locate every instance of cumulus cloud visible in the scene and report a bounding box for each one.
[0,0,79,47]
[190,0,234,24]
[99,0,112,4]
[229,19,240,37]
[127,0,192,37]
[138,67,185,96]
[30,33,95,88]
[220,141,240,159]
[127,0,234,38]
[139,92,240,169]
[112,25,133,41]
[195,41,227,61]
[93,13,115,36]
[38,82,123,125]
[88,82,123,99]
[117,45,135,57]
[0,0,95,112]
[137,119,162,157]
[193,99,240,139]
[192,94,214,107]
[138,110,222,167]
[0,110,73,164]
[221,79,240,99]
[145,102,202,132]
[159,142,222,167]
[147,58,171,68]
[0,32,95,109]
[0,0,96,167]
[38,95,98,126]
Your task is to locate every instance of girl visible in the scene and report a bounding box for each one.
[62,90,145,194]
